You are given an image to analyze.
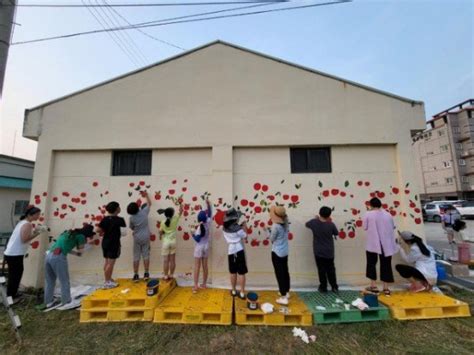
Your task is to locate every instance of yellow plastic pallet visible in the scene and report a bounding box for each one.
[234,291,312,326]
[81,278,176,309]
[379,291,471,320]
[153,287,233,325]
[80,278,176,323]
[80,307,155,322]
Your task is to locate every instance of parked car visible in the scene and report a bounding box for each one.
[423,203,460,223]
[455,201,474,219]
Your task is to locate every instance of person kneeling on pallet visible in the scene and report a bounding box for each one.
[396,231,437,293]
[38,224,96,310]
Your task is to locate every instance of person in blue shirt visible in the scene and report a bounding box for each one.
[269,205,290,305]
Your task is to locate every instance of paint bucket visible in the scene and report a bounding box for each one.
[436,262,447,281]
[247,292,259,310]
[363,294,378,308]
[458,242,471,264]
[146,279,159,296]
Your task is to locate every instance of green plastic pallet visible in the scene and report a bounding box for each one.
[298,291,391,324]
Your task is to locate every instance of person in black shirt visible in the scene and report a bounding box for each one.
[98,201,126,289]
[305,206,339,293]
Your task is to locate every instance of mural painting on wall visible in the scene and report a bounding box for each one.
[26,178,422,253]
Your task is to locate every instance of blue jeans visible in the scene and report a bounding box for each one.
[44,252,71,305]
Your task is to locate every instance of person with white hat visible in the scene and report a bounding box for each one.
[396,231,437,293]
[269,205,291,305]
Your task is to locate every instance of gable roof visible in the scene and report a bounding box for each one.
[26,40,423,112]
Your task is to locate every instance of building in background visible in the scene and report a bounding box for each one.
[0,0,17,98]
[22,41,425,288]
[413,99,474,201]
[0,154,34,233]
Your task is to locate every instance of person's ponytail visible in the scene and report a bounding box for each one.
[199,223,206,237]
[413,236,430,257]
[20,206,41,220]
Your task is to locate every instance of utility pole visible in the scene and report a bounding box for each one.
[0,0,16,99]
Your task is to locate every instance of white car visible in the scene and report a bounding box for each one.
[455,201,474,219]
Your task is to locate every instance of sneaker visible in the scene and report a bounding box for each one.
[103,281,118,289]
[133,274,140,282]
[276,296,289,306]
[144,272,150,281]
[239,292,246,300]
[318,286,328,293]
[278,292,291,299]
[230,290,237,297]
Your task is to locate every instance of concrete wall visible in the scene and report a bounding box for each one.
[0,187,31,232]
[22,42,426,288]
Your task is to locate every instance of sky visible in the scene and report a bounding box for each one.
[0,0,472,161]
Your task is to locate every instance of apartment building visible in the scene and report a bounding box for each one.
[414,99,474,201]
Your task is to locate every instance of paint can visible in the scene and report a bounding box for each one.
[246,292,259,310]
[146,279,160,296]
[436,262,447,281]
[363,294,378,308]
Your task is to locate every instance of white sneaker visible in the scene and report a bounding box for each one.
[103,281,118,289]
[278,292,291,299]
[276,296,289,306]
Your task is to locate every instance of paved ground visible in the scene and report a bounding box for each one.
[424,219,474,259]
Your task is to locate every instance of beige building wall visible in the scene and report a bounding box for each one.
[0,187,31,232]
[22,41,426,288]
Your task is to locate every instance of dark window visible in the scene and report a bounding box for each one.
[14,200,30,215]
[290,148,331,173]
[425,204,435,210]
[112,150,152,176]
[468,110,472,119]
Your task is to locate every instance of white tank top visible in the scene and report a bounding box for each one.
[4,220,30,256]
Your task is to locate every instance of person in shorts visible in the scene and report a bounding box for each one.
[191,198,212,293]
[98,201,126,289]
[158,204,183,281]
[127,191,152,282]
[223,208,248,299]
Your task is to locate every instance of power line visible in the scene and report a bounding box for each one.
[13,1,288,7]
[12,0,352,46]
[97,0,148,65]
[102,0,186,51]
[81,0,141,66]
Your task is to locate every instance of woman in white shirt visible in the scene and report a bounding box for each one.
[396,231,438,293]
[4,206,42,301]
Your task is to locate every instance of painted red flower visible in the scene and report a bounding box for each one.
[370,192,376,198]
[357,181,363,186]
[35,199,41,205]
[414,208,421,214]
[214,210,225,226]
[339,230,346,239]
[340,191,347,197]
[80,192,87,198]
[150,234,156,242]
[129,182,135,187]
[183,211,189,217]
[52,197,58,202]
[405,189,410,195]
[183,233,190,241]
[182,187,187,192]
[61,204,67,210]
[194,205,201,211]
[348,231,355,238]
[59,214,65,219]
[168,189,175,195]
[94,239,100,246]
[254,183,262,191]
[288,232,294,240]
[249,201,255,207]
[42,192,48,197]
[192,196,198,202]
[177,226,183,232]
[262,185,269,192]
[392,187,399,194]
[394,201,400,207]
[84,214,90,219]
[53,211,59,217]
[92,182,98,187]
[246,227,253,234]
[352,209,358,216]
[382,203,388,209]
[390,210,397,217]
[62,192,70,197]
[365,181,370,186]
[31,241,39,249]
[331,189,339,196]
[155,193,161,200]
[172,180,177,185]
[241,199,249,207]
[409,202,416,208]
[355,220,363,227]
[415,218,422,224]
[156,221,161,229]
[259,222,265,228]
[291,195,299,203]
[322,190,330,197]
[139,181,145,186]
[255,206,262,213]
[283,194,289,200]
[263,239,270,246]
[377,192,385,198]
